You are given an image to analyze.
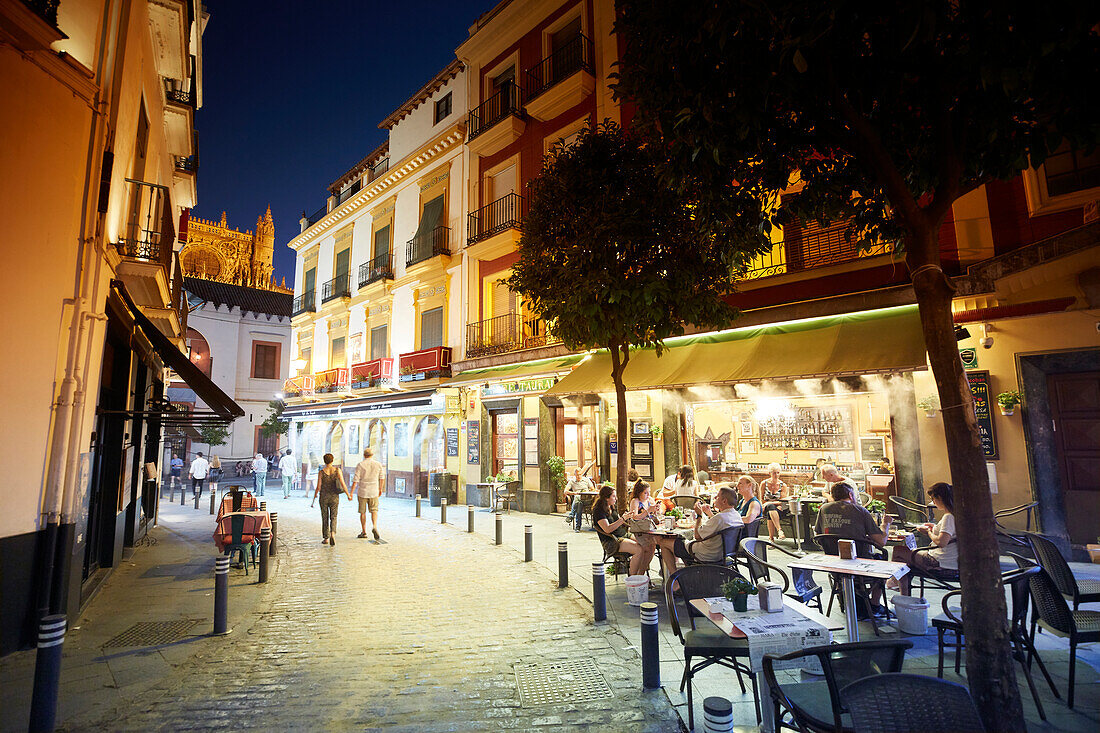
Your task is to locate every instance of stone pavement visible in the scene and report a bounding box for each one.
[0,492,681,732]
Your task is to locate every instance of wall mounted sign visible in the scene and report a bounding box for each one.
[523,418,539,466]
[446,428,459,457]
[482,377,556,397]
[967,370,998,459]
[959,347,978,369]
[467,420,480,464]
[859,435,886,463]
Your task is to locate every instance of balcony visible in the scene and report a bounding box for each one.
[173,155,197,174]
[292,291,316,317]
[359,253,394,289]
[350,357,394,389]
[524,35,595,121]
[740,223,897,281]
[368,157,389,182]
[314,367,348,394]
[283,375,315,398]
[164,77,195,109]
[398,346,452,383]
[467,82,525,157]
[321,274,351,304]
[466,314,562,358]
[334,179,361,206]
[406,226,451,268]
[468,193,525,245]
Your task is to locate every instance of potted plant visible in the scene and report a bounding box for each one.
[997,390,1022,416]
[650,424,664,440]
[603,424,617,437]
[867,498,887,524]
[721,576,758,612]
[547,456,567,512]
[916,395,939,418]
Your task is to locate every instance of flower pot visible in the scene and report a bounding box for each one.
[999,405,1015,416]
[732,593,749,612]
[924,410,937,418]
[556,503,567,514]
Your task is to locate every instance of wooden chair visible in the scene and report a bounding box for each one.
[492,480,520,513]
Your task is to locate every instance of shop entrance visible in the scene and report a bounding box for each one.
[491,410,519,476]
[1048,371,1100,546]
[552,404,597,472]
[412,416,442,496]
[367,419,389,493]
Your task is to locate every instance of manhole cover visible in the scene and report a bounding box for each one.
[103,619,201,648]
[514,659,614,707]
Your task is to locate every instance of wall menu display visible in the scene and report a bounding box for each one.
[758,405,853,451]
[466,420,480,464]
[446,428,459,457]
[967,370,998,459]
[859,436,886,463]
[523,418,539,466]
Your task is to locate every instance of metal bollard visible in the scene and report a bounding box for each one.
[28,614,66,733]
[703,696,734,733]
[209,487,217,515]
[468,504,475,533]
[641,602,660,689]
[194,486,200,510]
[269,512,278,555]
[495,513,503,545]
[259,500,267,512]
[213,557,229,635]
[258,528,271,584]
[524,525,533,562]
[180,482,186,505]
[558,541,569,588]
[415,494,421,518]
[441,497,448,524]
[592,562,607,623]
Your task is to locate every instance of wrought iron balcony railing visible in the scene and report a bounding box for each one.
[115,179,171,263]
[368,157,389,182]
[525,34,593,101]
[406,226,451,267]
[321,274,351,303]
[466,314,561,358]
[468,81,523,142]
[292,291,316,317]
[304,204,327,228]
[468,193,525,245]
[739,222,897,281]
[359,253,394,288]
[164,78,195,108]
[335,179,361,206]
[22,0,60,27]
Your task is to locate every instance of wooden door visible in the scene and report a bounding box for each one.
[1049,371,1100,545]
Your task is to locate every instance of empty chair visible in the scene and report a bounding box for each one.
[887,495,933,528]
[1027,533,1100,610]
[814,534,892,634]
[740,537,823,610]
[223,514,259,574]
[840,673,985,733]
[672,494,699,510]
[492,480,519,513]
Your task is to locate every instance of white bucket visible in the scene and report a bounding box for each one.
[625,575,650,606]
[892,594,930,635]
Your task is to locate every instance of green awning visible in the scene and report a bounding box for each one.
[545,305,927,395]
[451,354,587,385]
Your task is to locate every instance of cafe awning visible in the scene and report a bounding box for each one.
[451,354,587,386]
[545,305,927,395]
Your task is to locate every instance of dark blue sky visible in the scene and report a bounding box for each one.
[194,0,493,285]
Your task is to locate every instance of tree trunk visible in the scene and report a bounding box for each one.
[609,341,630,514]
[907,230,1025,732]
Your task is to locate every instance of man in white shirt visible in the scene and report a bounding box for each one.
[655,486,743,577]
[278,449,298,499]
[188,452,210,500]
[251,453,268,496]
[351,448,385,540]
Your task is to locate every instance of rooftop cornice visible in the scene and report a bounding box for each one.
[328,140,390,195]
[378,58,464,131]
[456,0,563,65]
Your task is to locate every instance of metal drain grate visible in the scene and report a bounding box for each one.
[103,619,201,648]
[514,659,614,707]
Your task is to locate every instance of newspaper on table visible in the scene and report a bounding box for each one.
[704,596,830,673]
[792,552,911,580]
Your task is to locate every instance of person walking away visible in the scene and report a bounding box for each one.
[189,451,210,500]
[314,453,351,545]
[278,449,298,499]
[351,448,385,539]
[169,454,183,492]
[251,453,268,496]
[209,454,222,485]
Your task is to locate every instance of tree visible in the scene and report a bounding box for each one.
[507,121,765,511]
[260,400,289,441]
[613,2,1100,727]
[197,423,230,448]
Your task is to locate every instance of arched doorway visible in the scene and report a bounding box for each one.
[367,419,389,494]
[327,422,344,479]
[411,416,443,496]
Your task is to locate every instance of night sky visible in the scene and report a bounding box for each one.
[193,0,494,286]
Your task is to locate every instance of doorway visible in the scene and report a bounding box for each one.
[1048,371,1100,546]
[412,416,442,495]
[491,410,519,477]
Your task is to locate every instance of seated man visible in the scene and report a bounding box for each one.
[563,465,597,531]
[814,480,892,613]
[655,486,743,578]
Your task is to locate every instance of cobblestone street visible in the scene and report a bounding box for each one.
[5,496,680,732]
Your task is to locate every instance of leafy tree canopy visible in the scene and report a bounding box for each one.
[197,423,230,448]
[260,400,289,439]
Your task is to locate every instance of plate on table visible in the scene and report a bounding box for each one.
[676,519,694,529]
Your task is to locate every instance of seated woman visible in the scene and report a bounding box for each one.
[889,482,958,594]
[625,481,661,570]
[759,462,791,541]
[660,465,697,510]
[592,484,649,576]
[735,475,762,524]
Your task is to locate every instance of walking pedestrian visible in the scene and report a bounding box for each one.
[189,451,210,500]
[351,448,385,540]
[313,453,351,545]
[251,452,268,496]
[278,449,297,499]
[169,453,183,491]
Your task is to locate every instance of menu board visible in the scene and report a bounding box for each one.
[523,418,539,466]
[466,420,480,464]
[446,428,459,457]
[967,370,998,459]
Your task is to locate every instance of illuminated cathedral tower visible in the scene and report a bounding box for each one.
[180,206,291,291]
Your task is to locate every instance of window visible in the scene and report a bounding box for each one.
[304,266,316,295]
[371,325,388,360]
[1044,144,1100,197]
[420,307,443,350]
[301,347,312,373]
[373,225,391,259]
[334,247,350,279]
[434,92,452,124]
[330,337,346,369]
[251,341,280,379]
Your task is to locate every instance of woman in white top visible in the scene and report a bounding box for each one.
[759,462,792,541]
[890,482,957,594]
[660,465,696,510]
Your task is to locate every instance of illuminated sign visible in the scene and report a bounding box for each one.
[481,377,556,397]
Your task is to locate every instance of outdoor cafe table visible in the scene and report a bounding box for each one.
[690,594,842,733]
[212,511,270,553]
[215,493,260,522]
[787,553,909,642]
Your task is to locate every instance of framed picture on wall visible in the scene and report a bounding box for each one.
[634,463,654,480]
[631,439,651,457]
[632,420,650,435]
[859,436,886,464]
[738,438,757,455]
[740,420,754,437]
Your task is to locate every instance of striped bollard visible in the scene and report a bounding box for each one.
[213,557,229,635]
[592,563,607,623]
[193,485,200,510]
[558,541,569,588]
[415,494,421,518]
[257,528,271,584]
[495,513,503,545]
[703,696,734,733]
[641,602,660,689]
[28,615,66,733]
[467,504,475,533]
[269,512,278,555]
[259,501,267,512]
[441,497,448,524]
[179,482,186,505]
[524,525,533,562]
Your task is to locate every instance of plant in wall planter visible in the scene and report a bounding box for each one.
[916,395,939,418]
[997,390,1022,416]
[649,425,663,440]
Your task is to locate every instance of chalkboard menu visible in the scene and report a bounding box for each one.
[967,370,998,459]
[446,428,459,457]
[466,420,480,464]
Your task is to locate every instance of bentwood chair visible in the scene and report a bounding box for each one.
[665,564,759,731]
[840,673,986,733]
[740,537,823,610]
[1027,533,1100,610]
[993,502,1039,555]
[814,534,893,634]
[887,495,934,528]
[761,639,912,733]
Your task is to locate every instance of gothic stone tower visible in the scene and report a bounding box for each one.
[181,206,289,291]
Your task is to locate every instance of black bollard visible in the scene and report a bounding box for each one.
[703,696,734,733]
[641,602,660,689]
[441,497,448,524]
[28,614,66,733]
[269,512,278,555]
[467,504,475,533]
[209,487,217,515]
[179,482,186,505]
[257,528,271,584]
[259,500,267,512]
[592,562,607,623]
[415,494,421,518]
[558,541,569,588]
[213,556,229,635]
[524,525,533,562]
[194,485,200,510]
[495,513,503,545]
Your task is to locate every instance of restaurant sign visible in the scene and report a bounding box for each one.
[482,376,556,397]
[967,370,998,459]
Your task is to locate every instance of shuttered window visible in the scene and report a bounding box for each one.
[420,307,443,350]
[252,342,278,379]
[370,325,387,360]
